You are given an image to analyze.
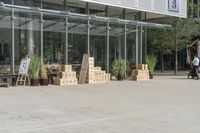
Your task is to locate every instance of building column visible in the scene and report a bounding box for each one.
[11,7,15,74]
[40,13,44,64]
[198,0,200,20]
[118,30,121,59]
[87,19,90,55]
[86,2,90,55]
[64,18,69,64]
[106,21,110,73]
[64,0,68,64]
[140,25,143,64]
[105,6,108,70]
[135,25,139,65]
[144,12,148,61]
[39,0,44,64]
[27,19,35,58]
[124,24,127,78]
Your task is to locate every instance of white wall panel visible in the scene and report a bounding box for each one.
[138,0,151,10]
[80,0,187,18]
[154,0,166,12]
[119,0,138,8]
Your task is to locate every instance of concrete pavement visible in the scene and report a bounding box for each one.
[0,75,200,133]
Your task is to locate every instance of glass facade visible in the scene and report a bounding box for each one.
[68,18,87,65]
[14,10,40,66]
[109,23,125,71]
[43,14,65,64]
[0,0,171,76]
[90,20,107,69]
[0,10,11,65]
[126,24,136,68]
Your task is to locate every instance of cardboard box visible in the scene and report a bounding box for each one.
[132,75,141,81]
[132,70,144,75]
[94,67,101,71]
[60,65,72,72]
[89,57,94,63]
[144,64,148,70]
[105,73,110,83]
[137,64,145,70]
[59,72,76,78]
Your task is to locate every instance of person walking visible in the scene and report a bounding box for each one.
[192,55,199,79]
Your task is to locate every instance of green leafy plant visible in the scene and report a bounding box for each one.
[41,64,48,79]
[30,55,41,79]
[145,55,157,74]
[112,58,126,80]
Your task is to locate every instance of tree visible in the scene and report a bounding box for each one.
[148,18,200,74]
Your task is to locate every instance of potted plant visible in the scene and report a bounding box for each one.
[112,58,126,80]
[40,64,48,86]
[30,55,41,86]
[145,55,157,79]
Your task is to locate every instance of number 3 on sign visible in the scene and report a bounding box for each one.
[172,0,176,9]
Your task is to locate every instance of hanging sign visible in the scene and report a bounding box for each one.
[168,0,179,12]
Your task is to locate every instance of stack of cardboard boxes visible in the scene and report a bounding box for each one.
[84,56,111,84]
[86,57,95,84]
[54,65,78,86]
[93,68,110,83]
[131,64,149,81]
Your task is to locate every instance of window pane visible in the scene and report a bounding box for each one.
[0,10,11,67]
[43,15,65,64]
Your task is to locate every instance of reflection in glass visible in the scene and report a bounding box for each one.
[90,20,106,69]
[14,0,40,7]
[109,23,125,71]
[68,18,87,65]
[14,10,40,66]
[0,10,11,65]
[42,0,65,10]
[126,24,136,75]
[43,15,65,64]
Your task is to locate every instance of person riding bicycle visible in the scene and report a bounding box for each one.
[192,55,199,79]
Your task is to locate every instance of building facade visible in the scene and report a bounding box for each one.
[0,0,187,74]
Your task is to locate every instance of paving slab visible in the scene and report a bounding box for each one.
[0,75,200,133]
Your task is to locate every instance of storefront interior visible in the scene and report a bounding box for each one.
[0,0,171,74]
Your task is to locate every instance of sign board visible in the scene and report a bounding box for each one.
[168,0,179,12]
[18,58,31,74]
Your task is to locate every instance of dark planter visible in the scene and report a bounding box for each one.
[117,75,124,80]
[149,73,153,79]
[40,78,49,86]
[31,78,40,86]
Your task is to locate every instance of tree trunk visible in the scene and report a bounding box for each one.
[161,53,164,72]
[174,49,178,75]
[174,28,178,75]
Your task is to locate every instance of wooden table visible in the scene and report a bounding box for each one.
[48,73,58,84]
[0,74,17,86]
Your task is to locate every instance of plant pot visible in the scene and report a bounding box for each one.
[31,78,40,86]
[40,78,48,86]
[149,73,153,79]
[117,75,123,80]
